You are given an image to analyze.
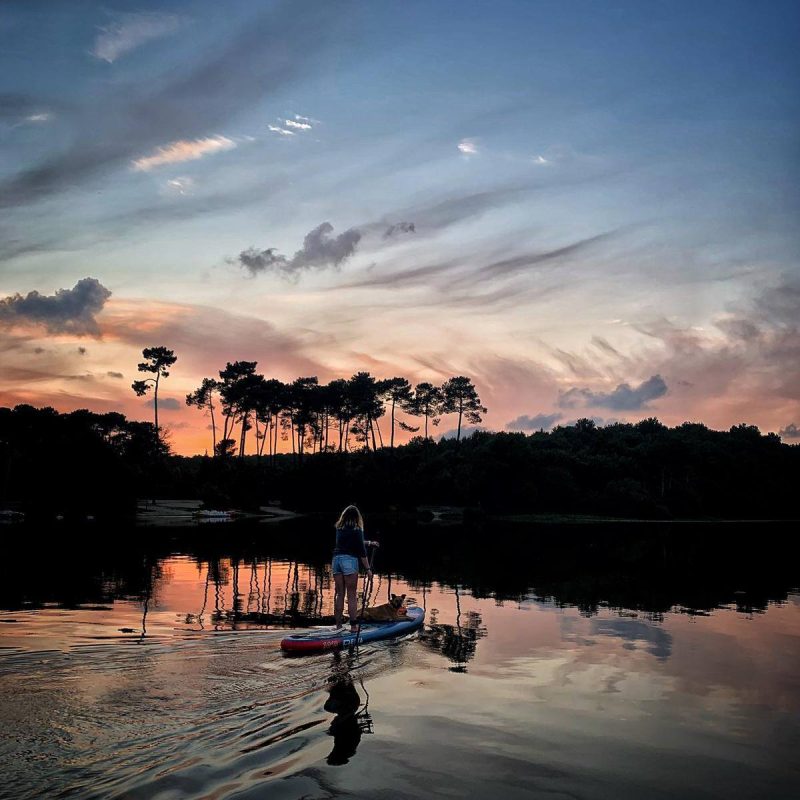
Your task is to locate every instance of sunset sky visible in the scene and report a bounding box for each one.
[1,0,798,454]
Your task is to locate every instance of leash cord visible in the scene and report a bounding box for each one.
[354,542,377,644]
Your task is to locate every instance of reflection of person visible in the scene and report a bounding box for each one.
[324,667,363,765]
[332,505,378,632]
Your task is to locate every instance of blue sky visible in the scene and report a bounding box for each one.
[1,0,798,451]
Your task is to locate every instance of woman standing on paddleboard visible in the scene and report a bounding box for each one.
[332,505,377,633]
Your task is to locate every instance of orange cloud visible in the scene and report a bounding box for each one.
[131,136,236,172]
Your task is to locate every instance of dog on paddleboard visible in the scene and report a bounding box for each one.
[359,593,410,623]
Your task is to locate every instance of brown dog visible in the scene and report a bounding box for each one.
[359,593,410,623]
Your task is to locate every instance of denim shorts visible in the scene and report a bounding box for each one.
[332,554,359,576]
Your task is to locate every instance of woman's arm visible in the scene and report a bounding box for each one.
[359,529,372,573]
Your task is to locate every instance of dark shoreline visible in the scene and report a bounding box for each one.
[3,502,800,528]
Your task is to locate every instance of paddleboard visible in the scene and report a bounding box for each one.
[281,606,425,653]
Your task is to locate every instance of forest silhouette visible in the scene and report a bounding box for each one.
[1,400,797,521]
[1,345,798,519]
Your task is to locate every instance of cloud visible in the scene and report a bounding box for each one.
[1,94,41,120]
[0,3,342,208]
[0,365,97,384]
[457,138,478,155]
[562,416,617,427]
[559,374,668,411]
[238,247,288,275]
[506,412,563,431]
[91,12,183,63]
[107,371,124,379]
[383,222,415,238]
[0,277,111,337]
[779,423,800,440]
[131,135,235,171]
[469,231,620,284]
[337,229,617,294]
[162,176,195,196]
[440,425,487,440]
[101,297,324,378]
[629,280,800,410]
[168,421,191,430]
[237,222,362,278]
[294,223,362,270]
[267,124,295,137]
[284,119,311,130]
[0,95,56,127]
[0,94,36,122]
[145,397,181,410]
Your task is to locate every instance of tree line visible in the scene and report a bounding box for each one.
[1,404,798,520]
[0,404,166,517]
[131,346,486,458]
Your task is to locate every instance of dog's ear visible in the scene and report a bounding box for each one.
[390,593,397,600]
[400,594,406,601]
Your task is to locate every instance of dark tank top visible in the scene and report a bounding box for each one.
[333,526,366,558]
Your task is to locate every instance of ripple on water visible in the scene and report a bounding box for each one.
[0,624,412,800]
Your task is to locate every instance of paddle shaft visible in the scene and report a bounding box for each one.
[355,543,377,640]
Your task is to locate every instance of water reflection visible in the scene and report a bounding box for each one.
[0,521,799,800]
[3,520,799,619]
[420,586,487,671]
[324,652,373,766]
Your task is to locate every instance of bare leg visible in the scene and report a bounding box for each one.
[333,573,345,628]
[344,572,359,630]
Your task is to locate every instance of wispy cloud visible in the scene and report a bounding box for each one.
[457,138,478,155]
[0,277,112,337]
[163,176,195,196]
[101,297,325,378]
[337,228,617,295]
[0,3,343,209]
[268,124,295,137]
[467,231,620,285]
[381,186,530,236]
[131,135,235,171]
[91,12,183,63]
[284,119,311,130]
[0,94,35,122]
[0,94,56,126]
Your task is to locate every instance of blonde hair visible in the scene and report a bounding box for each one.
[335,504,364,530]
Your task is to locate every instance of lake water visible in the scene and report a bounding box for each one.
[1,520,798,799]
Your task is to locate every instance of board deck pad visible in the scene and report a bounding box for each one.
[281,606,425,653]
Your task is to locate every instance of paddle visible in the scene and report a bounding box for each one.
[353,540,378,643]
